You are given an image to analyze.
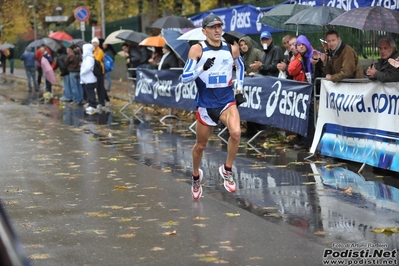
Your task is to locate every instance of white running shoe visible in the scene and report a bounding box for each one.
[191,169,203,200]
[219,165,236,193]
[85,106,97,115]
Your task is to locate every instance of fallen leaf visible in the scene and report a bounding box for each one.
[164,230,177,236]
[86,212,110,217]
[264,213,281,218]
[193,224,207,227]
[343,187,353,195]
[151,247,165,251]
[29,254,50,259]
[118,233,136,238]
[249,256,264,260]
[114,185,127,190]
[109,158,118,161]
[119,218,132,222]
[193,216,209,221]
[314,231,326,236]
[226,213,240,217]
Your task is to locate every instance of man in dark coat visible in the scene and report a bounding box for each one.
[158,44,179,70]
[366,37,399,83]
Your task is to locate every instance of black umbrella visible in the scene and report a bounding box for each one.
[26,37,58,51]
[284,6,345,32]
[116,31,148,44]
[223,31,260,49]
[151,15,195,29]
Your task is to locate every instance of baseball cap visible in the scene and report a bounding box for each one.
[202,14,223,28]
[260,31,272,40]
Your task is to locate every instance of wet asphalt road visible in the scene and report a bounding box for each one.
[0,73,398,265]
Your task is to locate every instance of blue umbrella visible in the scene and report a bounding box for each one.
[162,29,190,63]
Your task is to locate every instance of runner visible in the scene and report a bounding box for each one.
[182,14,245,199]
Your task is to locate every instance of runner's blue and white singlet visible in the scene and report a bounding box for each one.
[195,41,235,108]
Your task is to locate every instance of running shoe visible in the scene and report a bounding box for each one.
[191,169,203,200]
[219,165,236,193]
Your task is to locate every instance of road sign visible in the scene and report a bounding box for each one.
[45,16,68,22]
[74,6,90,22]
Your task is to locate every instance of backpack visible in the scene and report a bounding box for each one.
[104,54,114,73]
[93,59,102,77]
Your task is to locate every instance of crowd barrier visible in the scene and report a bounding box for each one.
[309,78,399,173]
[129,68,313,139]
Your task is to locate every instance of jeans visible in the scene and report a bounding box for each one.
[83,82,97,108]
[25,66,38,92]
[62,74,72,100]
[104,72,111,91]
[9,59,14,74]
[69,72,84,103]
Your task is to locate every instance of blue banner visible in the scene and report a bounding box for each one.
[189,3,292,35]
[135,69,313,136]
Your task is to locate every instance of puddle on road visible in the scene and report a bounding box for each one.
[2,79,399,249]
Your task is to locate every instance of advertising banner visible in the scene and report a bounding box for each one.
[310,80,399,172]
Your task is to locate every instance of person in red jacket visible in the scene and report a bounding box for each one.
[35,46,53,90]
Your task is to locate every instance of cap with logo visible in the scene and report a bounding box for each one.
[202,14,223,28]
[260,31,272,40]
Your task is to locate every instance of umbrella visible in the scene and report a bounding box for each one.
[151,15,195,29]
[259,4,312,33]
[139,36,166,47]
[48,31,73,41]
[62,39,87,48]
[116,31,148,44]
[162,29,190,63]
[329,6,399,34]
[223,31,261,49]
[284,6,345,30]
[177,27,206,41]
[104,29,134,44]
[0,43,15,50]
[26,37,58,51]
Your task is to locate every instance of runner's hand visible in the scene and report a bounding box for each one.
[203,57,215,71]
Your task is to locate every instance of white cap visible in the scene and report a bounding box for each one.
[91,37,100,44]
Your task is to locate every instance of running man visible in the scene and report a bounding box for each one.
[182,14,245,199]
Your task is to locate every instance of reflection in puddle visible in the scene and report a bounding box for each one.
[32,102,399,249]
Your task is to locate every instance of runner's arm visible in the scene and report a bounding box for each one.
[182,44,203,83]
[232,44,244,92]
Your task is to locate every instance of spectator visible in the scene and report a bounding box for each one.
[38,45,54,93]
[35,45,53,90]
[148,47,163,69]
[19,48,38,92]
[366,37,399,82]
[65,44,84,105]
[238,36,263,76]
[250,31,283,77]
[55,46,72,102]
[289,35,316,150]
[287,36,305,82]
[277,34,292,79]
[8,47,14,74]
[247,31,284,138]
[321,29,364,82]
[91,37,110,109]
[80,43,98,115]
[158,44,179,70]
[1,49,7,74]
[102,42,116,92]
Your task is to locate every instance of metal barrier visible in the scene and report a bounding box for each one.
[120,68,181,124]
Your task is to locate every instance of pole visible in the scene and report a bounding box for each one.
[101,0,105,39]
[33,0,37,52]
